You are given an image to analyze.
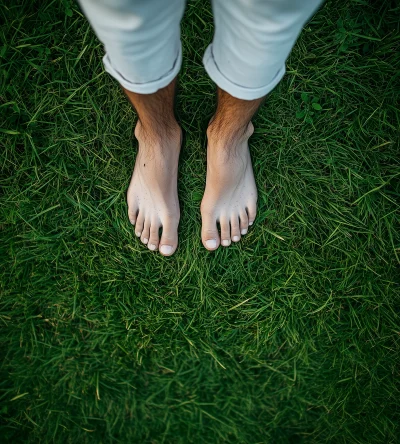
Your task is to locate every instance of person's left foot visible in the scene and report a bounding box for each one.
[201,122,257,250]
[127,121,181,256]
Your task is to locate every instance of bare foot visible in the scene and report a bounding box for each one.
[201,122,257,250]
[127,121,181,256]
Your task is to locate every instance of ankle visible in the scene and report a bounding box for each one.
[207,120,254,144]
[135,119,181,144]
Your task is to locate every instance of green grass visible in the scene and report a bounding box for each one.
[1,0,399,442]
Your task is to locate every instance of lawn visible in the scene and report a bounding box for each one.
[1,0,399,442]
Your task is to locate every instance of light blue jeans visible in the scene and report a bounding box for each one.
[79,0,323,100]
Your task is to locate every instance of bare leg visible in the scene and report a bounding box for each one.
[126,78,182,256]
[201,88,262,250]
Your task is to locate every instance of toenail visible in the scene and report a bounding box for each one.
[148,243,156,251]
[233,236,240,242]
[222,240,230,246]
[160,245,173,255]
[241,229,247,235]
[206,239,217,249]
[143,238,148,244]
[249,221,253,226]
[129,219,135,225]
[135,232,141,237]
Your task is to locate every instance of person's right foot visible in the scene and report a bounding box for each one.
[127,121,181,256]
[201,122,257,250]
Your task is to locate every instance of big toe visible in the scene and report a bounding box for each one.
[159,218,179,256]
[201,211,220,251]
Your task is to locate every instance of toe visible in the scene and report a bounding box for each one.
[247,202,257,226]
[141,218,150,245]
[201,211,220,251]
[128,206,138,226]
[230,215,241,242]
[127,192,138,224]
[220,215,231,247]
[239,210,249,235]
[135,211,144,237]
[159,218,179,256]
[148,219,160,251]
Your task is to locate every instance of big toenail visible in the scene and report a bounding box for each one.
[241,229,247,235]
[233,236,240,242]
[160,245,172,255]
[222,240,230,246]
[206,239,217,249]
[148,244,156,251]
[143,238,148,244]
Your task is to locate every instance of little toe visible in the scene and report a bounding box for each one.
[247,202,257,226]
[128,206,138,226]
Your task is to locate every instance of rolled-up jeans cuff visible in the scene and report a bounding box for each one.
[203,44,286,101]
[103,45,182,94]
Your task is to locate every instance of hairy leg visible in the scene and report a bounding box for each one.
[126,78,182,256]
[201,87,263,250]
